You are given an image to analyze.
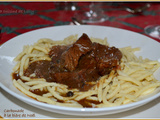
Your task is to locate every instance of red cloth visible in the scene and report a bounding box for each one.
[0,2,160,45]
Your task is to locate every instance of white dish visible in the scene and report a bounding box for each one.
[0,25,160,116]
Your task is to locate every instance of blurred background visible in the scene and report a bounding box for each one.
[0,2,160,45]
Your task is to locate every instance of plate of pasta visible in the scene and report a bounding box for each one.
[0,25,160,116]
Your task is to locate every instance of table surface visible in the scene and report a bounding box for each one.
[0,2,160,119]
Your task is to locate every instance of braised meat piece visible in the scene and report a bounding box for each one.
[24,60,53,82]
[91,43,122,75]
[49,45,68,62]
[77,52,97,70]
[60,33,92,71]
[52,68,99,91]
[49,45,68,69]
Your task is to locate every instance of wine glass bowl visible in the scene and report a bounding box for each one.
[74,2,108,23]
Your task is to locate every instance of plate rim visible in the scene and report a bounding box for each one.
[0,25,160,115]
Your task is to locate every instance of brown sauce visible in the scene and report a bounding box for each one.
[12,73,20,80]
[29,89,48,96]
[12,33,122,107]
[78,98,102,108]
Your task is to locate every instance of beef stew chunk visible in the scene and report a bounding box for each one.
[60,33,92,71]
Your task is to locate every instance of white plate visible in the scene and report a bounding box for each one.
[0,25,160,116]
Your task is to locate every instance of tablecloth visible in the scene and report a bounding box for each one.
[0,2,160,45]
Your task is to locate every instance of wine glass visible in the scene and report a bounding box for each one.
[144,25,160,39]
[74,2,109,23]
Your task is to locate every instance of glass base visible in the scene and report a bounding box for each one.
[144,25,160,39]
